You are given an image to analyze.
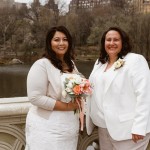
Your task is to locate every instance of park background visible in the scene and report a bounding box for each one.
[0,0,150,150]
[0,0,150,98]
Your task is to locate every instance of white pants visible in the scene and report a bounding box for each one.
[98,127,150,150]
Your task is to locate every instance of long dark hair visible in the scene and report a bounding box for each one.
[98,27,132,64]
[43,26,75,72]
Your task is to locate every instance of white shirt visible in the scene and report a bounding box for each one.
[90,63,114,128]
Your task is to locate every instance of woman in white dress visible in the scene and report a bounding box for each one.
[25,26,81,150]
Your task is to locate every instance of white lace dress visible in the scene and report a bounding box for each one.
[25,73,79,150]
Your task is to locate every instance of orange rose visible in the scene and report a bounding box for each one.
[73,85,81,95]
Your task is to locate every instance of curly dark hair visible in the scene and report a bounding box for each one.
[43,26,75,72]
[98,27,132,64]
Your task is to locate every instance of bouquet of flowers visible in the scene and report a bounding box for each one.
[62,74,92,131]
[62,74,92,101]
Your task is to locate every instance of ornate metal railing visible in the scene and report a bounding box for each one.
[0,97,149,150]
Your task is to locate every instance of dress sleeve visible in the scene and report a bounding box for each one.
[27,60,56,110]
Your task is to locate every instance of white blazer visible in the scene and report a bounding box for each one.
[86,53,150,141]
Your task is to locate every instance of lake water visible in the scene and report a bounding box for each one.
[0,61,95,98]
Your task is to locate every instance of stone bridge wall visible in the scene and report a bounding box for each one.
[0,97,149,150]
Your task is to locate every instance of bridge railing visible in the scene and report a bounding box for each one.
[0,97,149,150]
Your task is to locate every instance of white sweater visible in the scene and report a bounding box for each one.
[27,58,63,111]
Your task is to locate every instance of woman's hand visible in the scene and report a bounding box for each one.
[54,99,80,111]
[68,98,81,110]
[132,134,144,143]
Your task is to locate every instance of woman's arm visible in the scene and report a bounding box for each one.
[130,54,150,136]
[27,60,79,111]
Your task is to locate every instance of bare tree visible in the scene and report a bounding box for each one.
[110,0,134,15]
[0,7,23,57]
[44,0,59,25]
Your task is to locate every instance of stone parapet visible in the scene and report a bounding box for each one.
[0,97,31,150]
[0,97,149,150]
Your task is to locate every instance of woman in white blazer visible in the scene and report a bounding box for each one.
[25,26,81,150]
[86,27,150,150]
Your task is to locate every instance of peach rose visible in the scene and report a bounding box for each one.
[73,85,81,95]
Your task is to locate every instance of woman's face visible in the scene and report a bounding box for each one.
[51,31,69,59]
[105,30,122,58]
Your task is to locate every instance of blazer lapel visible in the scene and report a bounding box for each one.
[90,60,120,94]
[104,55,127,94]
[89,60,106,81]
[104,66,119,94]
[89,60,100,78]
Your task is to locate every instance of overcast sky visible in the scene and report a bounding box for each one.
[15,0,71,5]
[15,0,34,4]
[15,0,71,12]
